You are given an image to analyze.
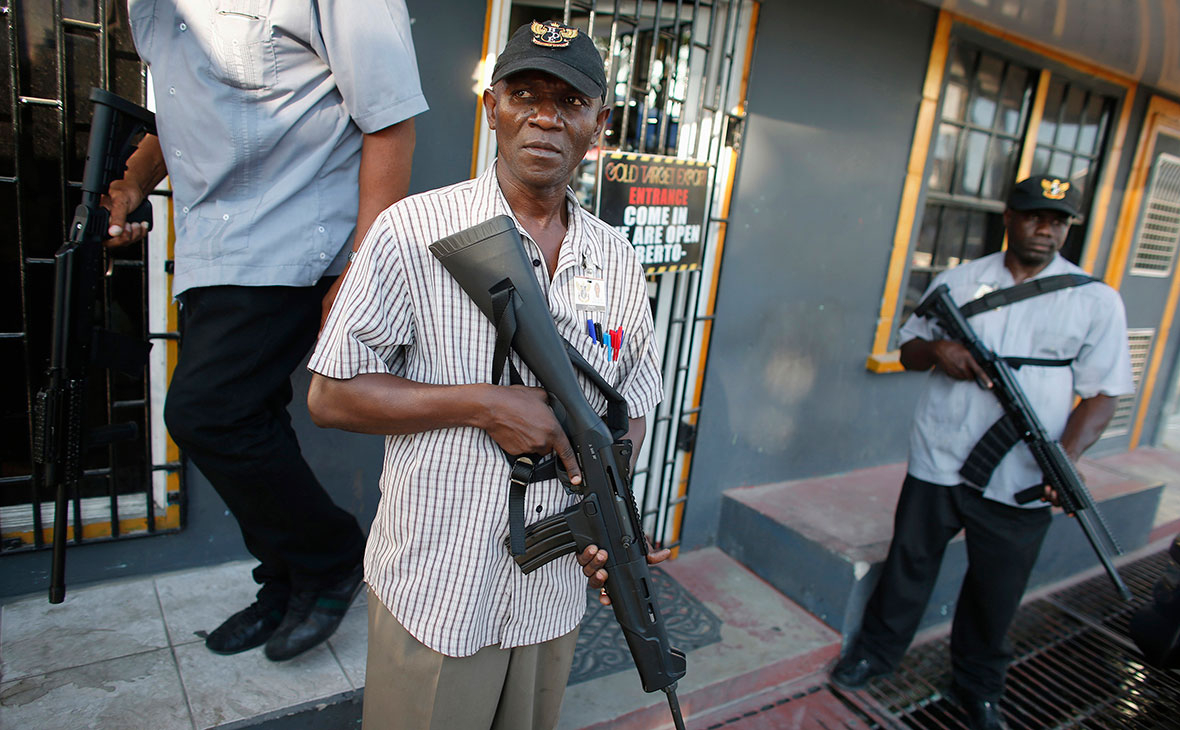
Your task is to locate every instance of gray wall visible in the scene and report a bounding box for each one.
[1,0,487,601]
[681,0,940,549]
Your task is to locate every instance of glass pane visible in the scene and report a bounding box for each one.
[970,55,1004,128]
[957,129,989,195]
[943,81,968,122]
[904,270,934,320]
[928,123,961,193]
[915,206,941,264]
[998,65,1029,135]
[947,44,972,82]
[981,138,1018,200]
[1038,79,1065,147]
[934,207,968,268]
[1048,150,1072,179]
[1078,95,1107,155]
[1031,146,1052,177]
[1057,85,1084,150]
[962,210,988,262]
[1071,157,1094,189]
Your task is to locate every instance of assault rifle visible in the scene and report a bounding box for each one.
[33,88,156,604]
[914,283,1133,601]
[430,215,688,729]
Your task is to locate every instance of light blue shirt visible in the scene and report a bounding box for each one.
[128,0,428,295]
[900,252,1134,507]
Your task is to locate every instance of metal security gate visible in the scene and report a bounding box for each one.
[476,0,758,550]
[1,1,181,557]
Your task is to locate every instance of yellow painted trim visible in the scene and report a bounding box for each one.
[5,516,154,546]
[1116,97,1180,448]
[869,11,952,359]
[471,0,495,180]
[866,351,905,373]
[162,192,182,530]
[1081,83,1138,274]
[671,1,761,556]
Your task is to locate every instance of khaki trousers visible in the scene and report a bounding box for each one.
[362,590,579,730]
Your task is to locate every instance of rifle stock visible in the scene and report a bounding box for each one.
[914,284,1133,601]
[430,215,688,726]
[34,89,156,604]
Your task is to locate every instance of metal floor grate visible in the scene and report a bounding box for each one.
[830,549,1180,729]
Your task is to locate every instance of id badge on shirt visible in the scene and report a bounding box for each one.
[573,276,607,312]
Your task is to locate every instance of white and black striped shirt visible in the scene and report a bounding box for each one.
[309,163,662,657]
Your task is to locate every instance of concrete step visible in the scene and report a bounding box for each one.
[716,452,1166,643]
[557,547,842,730]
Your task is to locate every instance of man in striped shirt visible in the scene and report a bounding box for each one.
[307,21,666,730]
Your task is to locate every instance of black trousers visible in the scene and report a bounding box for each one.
[164,283,365,599]
[855,475,1052,699]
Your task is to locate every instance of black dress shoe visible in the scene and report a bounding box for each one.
[264,564,364,661]
[952,686,1009,730]
[829,652,891,690]
[205,601,286,655]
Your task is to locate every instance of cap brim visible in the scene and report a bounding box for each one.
[491,57,604,99]
[1008,198,1080,218]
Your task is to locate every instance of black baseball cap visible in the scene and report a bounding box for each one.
[491,20,607,99]
[1007,175,1082,218]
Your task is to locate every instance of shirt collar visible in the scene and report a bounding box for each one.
[479,160,601,276]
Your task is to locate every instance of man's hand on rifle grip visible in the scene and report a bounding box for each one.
[481,384,582,487]
[579,539,672,607]
[931,340,993,388]
[103,178,150,246]
[102,133,166,247]
[1039,485,1067,512]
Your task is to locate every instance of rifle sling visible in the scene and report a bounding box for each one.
[958,273,1096,318]
[489,283,629,557]
[955,275,1096,487]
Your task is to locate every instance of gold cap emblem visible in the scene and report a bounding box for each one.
[531,20,579,48]
[1041,178,1070,200]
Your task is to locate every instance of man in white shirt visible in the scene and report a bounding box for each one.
[830,176,1134,730]
[309,21,667,730]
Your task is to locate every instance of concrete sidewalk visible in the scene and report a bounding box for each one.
[3,444,1178,730]
[0,545,845,730]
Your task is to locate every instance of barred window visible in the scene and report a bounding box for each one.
[894,41,1117,337]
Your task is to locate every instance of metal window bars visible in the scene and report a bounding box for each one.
[560,0,754,550]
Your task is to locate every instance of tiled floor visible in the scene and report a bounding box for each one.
[0,560,366,730]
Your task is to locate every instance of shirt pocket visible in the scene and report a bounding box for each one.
[179,207,245,260]
[1023,324,1082,362]
[208,0,277,91]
